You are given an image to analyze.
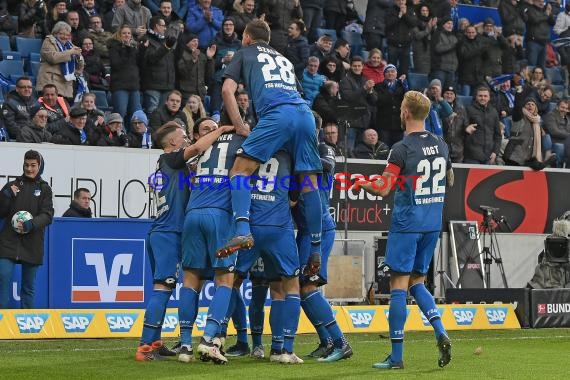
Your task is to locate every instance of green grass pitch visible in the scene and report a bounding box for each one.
[1,329,569,379]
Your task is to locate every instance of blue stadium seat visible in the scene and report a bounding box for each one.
[456,95,473,108]
[29,52,41,62]
[0,60,25,76]
[92,90,111,111]
[30,61,40,77]
[15,37,43,58]
[2,51,22,61]
[341,30,363,58]
[0,35,10,51]
[408,72,429,91]
[544,67,564,86]
[315,28,337,45]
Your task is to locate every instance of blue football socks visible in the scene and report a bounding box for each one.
[282,293,301,353]
[203,286,232,341]
[178,287,199,347]
[231,288,248,343]
[230,175,252,236]
[141,289,171,344]
[388,289,408,363]
[300,190,322,255]
[302,290,345,348]
[409,283,447,340]
[250,284,268,347]
[270,299,285,352]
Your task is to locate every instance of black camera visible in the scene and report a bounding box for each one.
[479,205,499,216]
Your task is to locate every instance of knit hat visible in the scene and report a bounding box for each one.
[106,113,123,125]
[383,64,397,74]
[69,106,87,117]
[429,79,442,88]
[483,17,495,26]
[443,86,456,94]
[131,110,148,126]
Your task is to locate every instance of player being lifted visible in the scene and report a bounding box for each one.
[351,91,454,369]
[218,20,323,283]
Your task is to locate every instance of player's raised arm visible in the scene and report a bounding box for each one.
[222,78,249,136]
[184,124,234,160]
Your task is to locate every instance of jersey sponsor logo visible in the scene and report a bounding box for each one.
[195,311,208,331]
[484,307,508,325]
[348,309,376,328]
[15,314,49,334]
[452,308,477,325]
[162,312,179,332]
[61,313,94,333]
[71,239,145,303]
[105,313,138,332]
[420,308,445,326]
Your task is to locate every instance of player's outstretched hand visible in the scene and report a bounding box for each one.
[304,253,321,280]
[220,125,235,133]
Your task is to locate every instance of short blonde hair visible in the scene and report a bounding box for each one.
[402,91,431,121]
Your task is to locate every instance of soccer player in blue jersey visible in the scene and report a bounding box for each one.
[351,91,454,369]
[180,124,247,364]
[219,19,323,283]
[295,112,352,362]
[135,121,233,362]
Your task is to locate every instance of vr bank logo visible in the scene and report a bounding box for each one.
[61,313,94,333]
[71,239,146,303]
[421,308,445,326]
[162,313,179,332]
[452,308,477,325]
[15,314,49,334]
[348,309,376,328]
[484,307,507,325]
[106,313,139,332]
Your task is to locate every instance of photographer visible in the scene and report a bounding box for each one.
[0,150,54,309]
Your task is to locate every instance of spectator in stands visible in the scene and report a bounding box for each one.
[334,38,351,71]
[463,85,502,164]
[480,18,509,80]
[322,121,345,157]
[0,1,16,36]
[430,16,458,89]
[51,106,96,145]
[309,33,334,62]
[319,55,344,82]
[1,77,38,140]
[323,0,347,35]
[62,188,93,217]
[17,106,53,143]
[529,66,546,88]
[182,94,208,136]
[285,19,310,79]
[208,17,240,116]
[236,89,257,128]
[374,63,408,147]
[46,0,68,33]
[104,0,124,31]
[385,0,416,76]
[362,0,390,52]
[186,0,224,49]
[108,24,142,122]
[352,128,389,159]
[73,57,90,104]
[300,0,323,43]
[362,48,386,85]
[140,15,177,115]
[522,0,556,68]
[177,33,216,102]
[425,78,453,136]
[312,79,339,125]
[159,0,184,40]
[67,10,89,46]
[80,92,106,131]
[36,21,83,102]
[411,4,436,75]
[499,0,526,50]
[77,0,99,30]
[543,99,570,168]
[457,25,482,97]
[301,56,327,106]
[95,112,129,146]
[19,0,48,38]
[81,36,110,90]
[428,0,450,20]
[127,110,154,148]
[112,0,152,39]
[88,15,113,63]
[524,81,553,116]
[229,0,257,39]
[339,56,377,153]
[149,90,188,131]
[443,85,467,163]
[38,83,71,134]
[258,0,303,54]
[491,79,516,137]
[554,3,570,74]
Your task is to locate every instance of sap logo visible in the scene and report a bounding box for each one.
[0,313,3,322]
[195,311,207,331]
[15,314,49,334]
[72,239,145,303]
[484,307,507,325]
[348,310,376,328]
[420,308,444,326]
[62,313,94,333]
[452,308,477,325]
[162,313,178,332]
[106,313,138,332]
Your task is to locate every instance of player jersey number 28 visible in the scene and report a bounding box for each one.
[258,53,296,85]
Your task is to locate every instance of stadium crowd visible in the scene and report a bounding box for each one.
[0,0,569,168]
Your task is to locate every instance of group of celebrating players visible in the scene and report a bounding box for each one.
[135,19,454,370]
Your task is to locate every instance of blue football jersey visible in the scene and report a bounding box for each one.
[187,133,246,212]
[223,42,306,118]
[151,149,190,233]
[249,150,294,228]
[387,131,451,233]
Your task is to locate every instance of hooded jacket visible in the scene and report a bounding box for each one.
[0,153,54,265]
[62,200,93,218]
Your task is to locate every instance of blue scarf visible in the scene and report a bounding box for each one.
[142,130,151,149]
[55,38,76,81]
[74,74,89,104]
[425,108,443,136]
[79,129,87,144]
[502,90,515,110]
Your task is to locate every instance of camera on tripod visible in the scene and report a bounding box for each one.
[478,205,512,232]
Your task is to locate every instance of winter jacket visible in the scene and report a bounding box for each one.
[212,31,241,83]
[363,0,391,37]
[431,29,458,72]
[51,123,96,145]
[0,168,54,265]
[543,109,570,143]
[111,0,152,34]
[301,70,327,106]
[140,31,176,91]
[457,36,483,86]
[312,86,340,124]
[480,33,509,78]
[108,39,141,91]
[228,4,257,37]
[444,101,467,163]
[1,90,38,140]
[39,96,70,134]
[177,47,214,99]
[324,0,347,15]
[88,29,114,60]
[385,5,417,47]
[503,93,538,165]
[352,141,389,160]
[149,104,188,132]
[339,72,377,130]
[186,2,224,49]
[362,62,385,85]
[374,79,407,132]
[522,4,556,44]
[285,35,310,80]
[258,0,303,53]
[16,123,52,144]
[463,101,502,162]
[36,35,77,99]
[62,201,93,218]
[499,0,526,37]
[411,23,433,75]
